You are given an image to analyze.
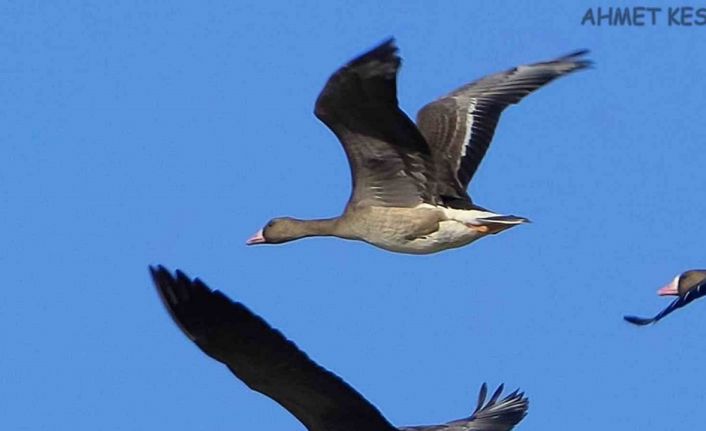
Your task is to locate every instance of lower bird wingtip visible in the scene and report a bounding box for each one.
[623,315,654,326]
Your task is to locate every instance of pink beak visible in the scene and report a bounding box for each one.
[246,229,266,245]
[657,277,679,296]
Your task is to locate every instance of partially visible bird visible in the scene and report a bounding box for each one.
[624,270,706,326]
[150,265,529,431]
[247,38,590,254]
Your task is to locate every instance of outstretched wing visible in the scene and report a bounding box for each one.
[150,266,397,431]
[399,383,528,431]
[315,39,437,208]
[447,383,528,431]
[624,281,706,326]
[416,51,590,206]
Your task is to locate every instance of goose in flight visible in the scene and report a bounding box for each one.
[247,38,590,254]
[624,270,706,326]
[150,265,529,431]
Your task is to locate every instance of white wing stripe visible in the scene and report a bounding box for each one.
[460,98,477,159]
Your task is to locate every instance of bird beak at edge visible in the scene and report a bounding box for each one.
[657,276,679,296]
[246,229,266,245]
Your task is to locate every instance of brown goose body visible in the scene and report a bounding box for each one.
[252,206,506,254]
[150,266,529,431]
[248,39,589,254]
[339,206,448,254]
[624,270,706,325]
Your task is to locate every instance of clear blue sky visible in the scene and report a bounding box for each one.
[3,1,706,430]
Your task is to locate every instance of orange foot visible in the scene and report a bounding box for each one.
[466,223,511,235]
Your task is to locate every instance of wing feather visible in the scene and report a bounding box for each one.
[417,50,590,205]
[150,266,397,431]
[399,384,528,431]
[315,39,437,208]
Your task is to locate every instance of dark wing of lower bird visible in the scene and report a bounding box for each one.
[150,266,397,431]
[624,282,706,326]
[398,383,528,431]
[315,38,437,208]
[416,51,590,207]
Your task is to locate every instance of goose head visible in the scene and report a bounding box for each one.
[246,217,300,245]
[658,270,706,297]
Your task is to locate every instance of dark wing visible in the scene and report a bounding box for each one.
[398,384,528,431]
[315,39,437,208]
[150,266,397,431]
[624,281,706,326]
[447,384,528,431]
[416,51,591,207]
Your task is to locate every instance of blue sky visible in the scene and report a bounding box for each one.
[3,1,706,430]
